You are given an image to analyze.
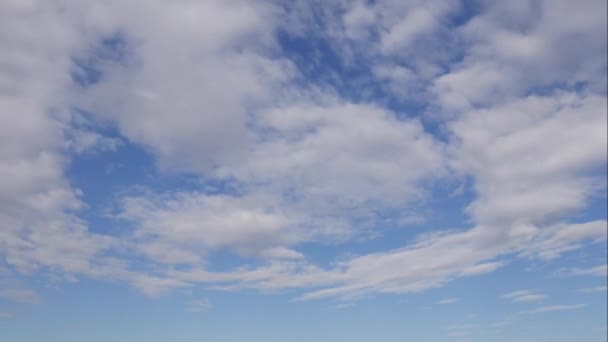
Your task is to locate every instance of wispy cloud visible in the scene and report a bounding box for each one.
[324,302,356,311]
[527,304,585,314]
[556,265,608,277]
[446,323,474,338]
[438,298,461,305]
[186,299,212,313]
[513,294,547,302]
[0,289,41,304]
[490,320,509,328]
[0,310,12,319]
[578,286,608,293]
[502,290,546,302]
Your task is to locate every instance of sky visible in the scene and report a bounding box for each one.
[0,0,607,341]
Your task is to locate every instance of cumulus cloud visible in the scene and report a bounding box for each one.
[0,0,605,305]
[450,93,607,227]
[0,0,120,279]
[76,0,292,174]
[119,192,295,263]
[434,0,607,111]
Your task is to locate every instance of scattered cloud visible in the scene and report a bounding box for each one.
[0,288,41,304]
[512,294,547,302]
[490,320,509,328]
[0,0,605,310]
[526,304,586,314]
[446,323,474,338]
[324,302,356,311]
[578,286,608,293]
[438,298,461,305]
[0,310,12,319]
[502,290,547,303]
[186,299,212,313]
[557,265,608,277]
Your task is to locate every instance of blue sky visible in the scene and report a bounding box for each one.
[0,0,606,341]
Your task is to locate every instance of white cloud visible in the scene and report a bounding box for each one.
[120,218,604,300]
[513,294,547,303]
[434,0,607,111]
[119,192,295,263]
[446,323,474,338]
[527,304,585,314]
[112,100,447,268]
[490,320,509,328]
[503,290,535,299]
[502,290,546,302]
[557,265,608,277]
[0,0,119,278]
[522,221,608,260]
[77,0,292,174]
[578,286,607,293]
[168,226,512,301]
[0,288,41,304]
[450,93,607,227]
[231,102,446,217]
[461,261,505,276]
[342,1,376,41]
[380,8,437,53]
[0,0,605,306]
[438,298,460,304]
[186,299,212,313]
[127,273,190,297]
[0,310,12,319]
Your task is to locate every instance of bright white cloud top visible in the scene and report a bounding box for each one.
[0,0,606,341]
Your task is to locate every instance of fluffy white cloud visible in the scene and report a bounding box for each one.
[76,0,292,173]
[231,102,445,213]
[0,0,119,278]
[0,0,605,305]
[434,0,607,111]
[450,93,607,226]
[119,192,293,263]
[111,99,447,267]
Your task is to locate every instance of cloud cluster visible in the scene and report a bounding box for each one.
[0,0,606,303]
[0,0,119,278]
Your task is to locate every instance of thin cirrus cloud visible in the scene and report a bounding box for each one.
[578,286,608,293]
[502,290,547,303]
[186,299,212,313]
[526,304,586,315]
[438,298,461,305]
[0,310,12,319]
[0,289,41,304]
[0,0,606,318]
[556,265,608,277]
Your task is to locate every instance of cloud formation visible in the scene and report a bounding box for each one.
[0,0,606,305]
